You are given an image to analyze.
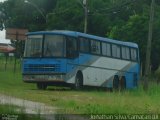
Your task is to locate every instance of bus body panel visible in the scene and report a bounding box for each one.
[22,58,67,82]
[23,30,140,89]
[65,53,140,88]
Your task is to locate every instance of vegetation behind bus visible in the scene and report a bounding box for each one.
[0,104,42,120]
[1,0,160,73]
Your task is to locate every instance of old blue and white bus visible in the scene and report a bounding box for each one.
[22,30,140,90]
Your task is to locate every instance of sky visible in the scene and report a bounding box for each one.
[0,30,10,44]
[0,0,5,2]
[0,0,10,43]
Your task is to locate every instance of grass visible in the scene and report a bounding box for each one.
[0,104,42,120]
[0,104,18,114]
[0,58,160,114]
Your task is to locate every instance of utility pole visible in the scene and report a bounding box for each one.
[83,0,88,33]
[144,0,155,91]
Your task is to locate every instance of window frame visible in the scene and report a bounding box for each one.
[101,42,111,57]
[24,35,43,58]
[90,39,101,55]
[79,37,90,53]
[43,34,66,58]
[78,35,138,62]
[130,47,138,61]
[111,43,121,59]
[66,35,79,59]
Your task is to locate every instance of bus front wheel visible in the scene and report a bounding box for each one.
[37,83,47,90]
[113,76,119,90]
[74,73,83,90]
[120,76,126,91]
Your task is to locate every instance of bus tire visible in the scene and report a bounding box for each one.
[120,76,126,91]
[113,75,119,90]
[74,72,83,90]
[37,83,47,90]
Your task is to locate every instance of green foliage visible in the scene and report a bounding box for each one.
[1,0,160,71]
[155,66,160,82]
[109,14,149,63]
[2,0,57,31]
[108,1,160,72]
[0,104,42,120]
[46,0,84,31]
[0,104,17,114]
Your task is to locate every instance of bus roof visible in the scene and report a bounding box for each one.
[27,30,138,48]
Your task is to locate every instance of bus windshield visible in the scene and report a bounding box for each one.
[24,34,66,58]
[24,35,43,57]
[43,35,66,57]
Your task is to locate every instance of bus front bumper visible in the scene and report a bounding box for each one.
[22,74,66,83]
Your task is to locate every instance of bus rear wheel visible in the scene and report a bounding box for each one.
[37,83,47,90]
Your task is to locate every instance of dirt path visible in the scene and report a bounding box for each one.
[0,94,56,120]
[0,94,89,120]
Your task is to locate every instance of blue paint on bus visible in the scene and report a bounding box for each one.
[22,30,140,89]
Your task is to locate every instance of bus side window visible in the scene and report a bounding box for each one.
[91,40,101,54]
[112,44,120,58]
[79,37,90,53]
[131,48,137,61]
[122,47,130,60]
[66,37,78,58]
[102,42,111,56]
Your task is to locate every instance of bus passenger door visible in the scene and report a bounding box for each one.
[66,36,79,75]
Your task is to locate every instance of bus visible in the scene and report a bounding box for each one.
[22,30,140,90]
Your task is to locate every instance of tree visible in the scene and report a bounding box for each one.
[2,0,57,31]
[109,14,149,71]
[46,0,84,31]
[1,0,160,74]
[108,1,160,74]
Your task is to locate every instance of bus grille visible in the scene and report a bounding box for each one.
[24,64,60,73]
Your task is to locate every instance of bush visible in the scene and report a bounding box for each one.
[155,66,160,83]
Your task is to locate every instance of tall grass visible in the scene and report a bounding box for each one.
[0,104,42,120]
[0,58,160,114]
[54,83,160,114]
[0,104,17,114]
